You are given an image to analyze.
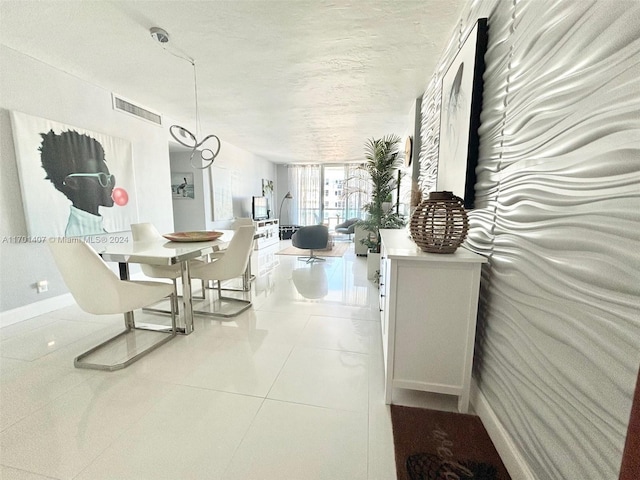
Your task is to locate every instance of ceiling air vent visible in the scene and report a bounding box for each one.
[112,94,162,126]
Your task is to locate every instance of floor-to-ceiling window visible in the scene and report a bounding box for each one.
[343,163,371,221]
[323,165,345,229]
[288,164,322,225]
[288,164,370,226]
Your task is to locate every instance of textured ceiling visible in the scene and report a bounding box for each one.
[0,0,464,163]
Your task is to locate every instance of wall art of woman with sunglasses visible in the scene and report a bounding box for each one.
[39,129,127,237]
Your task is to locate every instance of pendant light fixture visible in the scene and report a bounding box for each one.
[150,27,221,170]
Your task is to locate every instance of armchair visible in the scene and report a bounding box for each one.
[334,218,359,240]
[291,225,329,263]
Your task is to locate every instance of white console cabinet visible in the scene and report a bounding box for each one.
[379,229,487,412]
[254,219,279,250]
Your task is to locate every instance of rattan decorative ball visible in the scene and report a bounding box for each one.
[410,191,469,253]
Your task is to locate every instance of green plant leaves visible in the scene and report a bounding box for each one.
[357,134,406,253]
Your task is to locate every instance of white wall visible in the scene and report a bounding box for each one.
[170,144,276,232]
[0,45,173,312]
[205,141,276,224]
[417,1,640,478]
[0,45,275,315]
[170,151,207,232]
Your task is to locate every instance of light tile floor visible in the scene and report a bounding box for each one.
[0,241,459,480]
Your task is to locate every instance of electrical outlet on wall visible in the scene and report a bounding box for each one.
[36,280,48,293]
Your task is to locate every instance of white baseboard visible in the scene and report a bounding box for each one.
[471,378,536,480]
[0,272,154,329]
[0,293,75,328]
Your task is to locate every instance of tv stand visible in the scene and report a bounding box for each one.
[279,224,301,240]
[254,219,279,250]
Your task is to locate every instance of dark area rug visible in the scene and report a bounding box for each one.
[391,405,511,480]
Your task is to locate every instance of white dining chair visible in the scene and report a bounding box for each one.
[208,216,253,257]
[206,217,254,292]
[190,224,256,318]
[48,239,176,371]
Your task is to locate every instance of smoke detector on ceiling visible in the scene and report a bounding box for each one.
[150,27,169,44]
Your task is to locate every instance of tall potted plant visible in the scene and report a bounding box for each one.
[357,134,406,278]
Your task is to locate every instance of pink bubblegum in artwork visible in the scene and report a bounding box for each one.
[112,187,129,206]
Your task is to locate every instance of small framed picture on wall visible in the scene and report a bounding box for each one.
[171,172,194,199]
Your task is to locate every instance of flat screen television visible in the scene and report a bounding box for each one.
[252,196,269,220]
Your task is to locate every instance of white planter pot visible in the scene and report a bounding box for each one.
[367,251,381,280]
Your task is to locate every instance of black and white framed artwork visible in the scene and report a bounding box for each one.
[437,17,488,209]
[10,111,138,237]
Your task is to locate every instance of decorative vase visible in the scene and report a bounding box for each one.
[410,191,468,253]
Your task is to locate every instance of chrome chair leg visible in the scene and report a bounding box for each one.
[74,293,177,371]
[297,249,326,264]
[194,279,252,318]
[142,279,205,316]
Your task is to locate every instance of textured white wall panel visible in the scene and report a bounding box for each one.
[418,0,640,478]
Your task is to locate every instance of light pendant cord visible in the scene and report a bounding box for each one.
[166,48,221,169]
[192,60,200,139]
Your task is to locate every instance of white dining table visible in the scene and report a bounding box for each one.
[98,230,234,335]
